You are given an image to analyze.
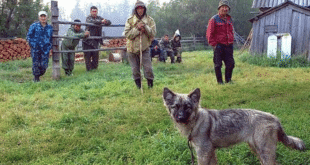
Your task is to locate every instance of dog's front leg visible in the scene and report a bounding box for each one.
[196,146,217,165]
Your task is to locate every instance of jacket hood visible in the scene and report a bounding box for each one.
[173,34,181,40]
[133,0,147,19]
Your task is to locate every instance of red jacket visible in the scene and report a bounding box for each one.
[206,14,234,47]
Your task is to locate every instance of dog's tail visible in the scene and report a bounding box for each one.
[278,126,306,150]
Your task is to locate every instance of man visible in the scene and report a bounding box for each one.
[207,0,235,84]
[171,31,182,63]
[61,19,90,76]
[82,6,111,71]
[159,34,174,63]
[124,0,156,89]
[149,37,164,62]
[27,11,53,82]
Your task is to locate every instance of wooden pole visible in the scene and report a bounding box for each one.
[51,1,60,80]
[193,35,196,51]
[139,32,143,94]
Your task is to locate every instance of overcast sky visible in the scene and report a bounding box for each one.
[42,0,170,19]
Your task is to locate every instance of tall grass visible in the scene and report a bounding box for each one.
[0,50,309,164]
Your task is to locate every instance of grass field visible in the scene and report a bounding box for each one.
[0,50,309,164]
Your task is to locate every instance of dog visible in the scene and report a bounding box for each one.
[163,87,305,165]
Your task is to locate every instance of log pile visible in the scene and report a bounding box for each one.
[0,38,31,63]
[75,53,84,62]
[106,38,126,47]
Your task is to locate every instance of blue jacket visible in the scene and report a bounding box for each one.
[27,22,53,54]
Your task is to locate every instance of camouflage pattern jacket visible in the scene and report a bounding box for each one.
[26,22,53,54]
[83,15,111,48]
[159,38,172,52]
[62,26,85,50]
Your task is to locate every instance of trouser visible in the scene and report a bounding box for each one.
[173,47,182,63]
[61,44,75,75]
[31,49,49,76]
[213,44,235,83]
[162,49,174,63]
[83,43,99,71]
[150,48,164,61]
[128,48,154,80]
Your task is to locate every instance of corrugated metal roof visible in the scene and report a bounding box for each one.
[252,0,310,8]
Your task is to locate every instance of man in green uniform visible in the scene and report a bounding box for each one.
[61,19,89,76]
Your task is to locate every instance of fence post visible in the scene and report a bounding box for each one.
[193,35,196,51]
[51,1,60,80]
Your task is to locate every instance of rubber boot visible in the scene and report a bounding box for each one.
[215,67,223,84]
[33,75,40,82]
[147,79,153,88]
[225,68,233,83]
[134,79,141,89]
[176,57,182,63]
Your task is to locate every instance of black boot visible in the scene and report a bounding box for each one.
[225,68,233,83]
[215,67,223,84]
[176,57,182,63]
[134,79,141,89]
[147,79,153,88]
[33,75,40,82]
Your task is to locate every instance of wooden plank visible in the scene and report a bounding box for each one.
[296,12,305,54]
[250,21,258,54]
[291,11,299,55]
[258,17,266,54]
[51,1,59,17]
[286,7,293,34]
[54,47,127,53]
[302,15,310,55]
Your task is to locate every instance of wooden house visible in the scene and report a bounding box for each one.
[249,0,310,58]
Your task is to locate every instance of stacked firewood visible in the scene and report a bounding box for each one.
[106,38,126,47]
[0,38,31,62]
[75,53,84,62]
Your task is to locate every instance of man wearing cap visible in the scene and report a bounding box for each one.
[124,0,156,89]
[207,0,235,84]
[27,11,53,82]
[61,19,90,76]
[82,6,111,71]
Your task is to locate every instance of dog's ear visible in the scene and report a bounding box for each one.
[163,87,176,105]
[188,88,200,104]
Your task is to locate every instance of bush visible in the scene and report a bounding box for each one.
[239,52,310,68]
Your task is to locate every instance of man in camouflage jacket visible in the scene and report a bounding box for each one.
[61,19,89,76]
[124,0,156,89]
[159,34,174,63]
[82,6,111,71]
[27,11,53,82]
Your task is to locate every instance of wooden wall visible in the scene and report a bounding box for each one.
[250,4,310,55]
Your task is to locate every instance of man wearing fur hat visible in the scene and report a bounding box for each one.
[124,0,156,89]
[207,0,235,84]
[61,19,90,76]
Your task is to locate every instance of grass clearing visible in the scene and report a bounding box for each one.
[0,50,309,164]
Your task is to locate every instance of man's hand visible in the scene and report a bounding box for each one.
[155,45,158,50]
[102,19,107,24]
[136,22,145,32]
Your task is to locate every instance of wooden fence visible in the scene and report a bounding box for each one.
[51,1,126,80]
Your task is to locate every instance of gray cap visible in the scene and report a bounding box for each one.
[218,0,230,10]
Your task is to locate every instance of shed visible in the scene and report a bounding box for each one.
[252,0,310,12]
[249,1,310,57]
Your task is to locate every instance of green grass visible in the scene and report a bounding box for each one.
[0,50,309,164]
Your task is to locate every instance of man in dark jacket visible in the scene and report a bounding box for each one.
[171,32,182,63]
[149,38,164,62]
[82,6,111,71]
[159,34,174,63]
[207,0,235,84]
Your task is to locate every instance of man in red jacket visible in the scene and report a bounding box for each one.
[207,0,235,84]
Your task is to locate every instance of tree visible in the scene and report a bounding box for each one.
[0,0,48,38]
[147,0,254,38]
